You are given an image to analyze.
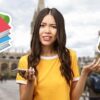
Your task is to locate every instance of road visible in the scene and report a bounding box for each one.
[0,80,19,100]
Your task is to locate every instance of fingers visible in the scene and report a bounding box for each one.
[91,58,100,72]
[19,67,36,81]
[28,67,35,81]
[81,58,100,76]
[18,69,27,78]
[87,59,97,68]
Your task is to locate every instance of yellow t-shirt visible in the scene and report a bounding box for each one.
[16,50,80,100]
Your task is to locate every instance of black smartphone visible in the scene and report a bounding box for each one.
[96,37,100,59]
[18,69,27,76]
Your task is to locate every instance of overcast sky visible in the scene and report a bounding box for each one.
[0,0,100,57]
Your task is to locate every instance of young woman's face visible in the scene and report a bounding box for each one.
[39,14,57,47]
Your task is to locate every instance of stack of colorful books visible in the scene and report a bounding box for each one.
[0,17,11,52]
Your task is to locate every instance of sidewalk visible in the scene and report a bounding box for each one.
[0,80,19,100]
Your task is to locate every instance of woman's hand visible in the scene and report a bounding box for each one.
[18,67,36,82]
[19,67,36,100]
[81,58,100,76]
[70,58,100,100]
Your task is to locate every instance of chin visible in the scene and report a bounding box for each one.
[41,42,53,46]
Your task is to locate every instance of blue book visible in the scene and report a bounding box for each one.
[0,31,10,38]
[0,35,11,44]
[0,42,11,53]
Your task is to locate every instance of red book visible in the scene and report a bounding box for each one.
[0,17,11,32]
[0,17,11,38]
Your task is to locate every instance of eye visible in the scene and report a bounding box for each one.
[52,26,57,28]
[40,24,45,27]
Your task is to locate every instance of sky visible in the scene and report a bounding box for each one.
[0,0,100,57]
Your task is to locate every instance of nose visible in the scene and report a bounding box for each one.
[45,26,50,34]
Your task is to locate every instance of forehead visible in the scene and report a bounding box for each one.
[41,14,56,24]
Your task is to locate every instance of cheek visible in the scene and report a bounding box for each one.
[52,29,57,35]
[39,28,42,35]
[53,30,57,38]
[39,27,44,34]
[52,33,57,42]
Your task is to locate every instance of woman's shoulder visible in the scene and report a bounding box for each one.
[68,49,77,59]
[68,48,77,55]
[67,49,78,64]
[19,54,29,62]
[18,55,29,69]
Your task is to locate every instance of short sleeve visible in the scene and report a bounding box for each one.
[70,50,80,82]
[16,55,28,84]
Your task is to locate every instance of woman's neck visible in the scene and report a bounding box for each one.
[41,46,57,56]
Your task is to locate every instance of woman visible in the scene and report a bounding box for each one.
[16,8,100,100]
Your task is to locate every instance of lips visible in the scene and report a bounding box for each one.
[42,36,52,41]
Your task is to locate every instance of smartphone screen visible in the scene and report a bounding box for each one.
[18,69,27,76]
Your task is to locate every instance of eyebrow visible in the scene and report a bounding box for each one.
[41,22,56,26]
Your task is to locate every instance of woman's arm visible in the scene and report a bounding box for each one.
[19,81,34,100]
[70,59,100,100]
[70,73,87,100]
[19,67,36,100]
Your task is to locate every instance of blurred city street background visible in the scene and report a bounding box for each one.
[0,80,19,100]
[0,0,100,100]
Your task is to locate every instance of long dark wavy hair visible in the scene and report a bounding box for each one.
[28,8,73,85]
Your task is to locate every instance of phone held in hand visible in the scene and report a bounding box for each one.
[96,36,100,59]
[18,69,27,76]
